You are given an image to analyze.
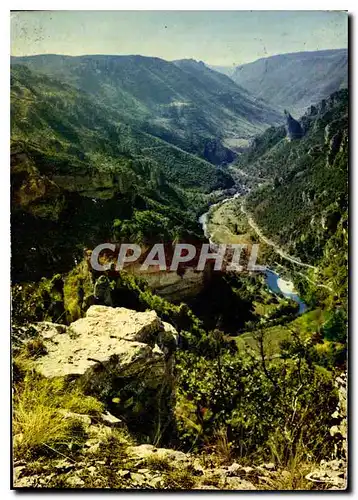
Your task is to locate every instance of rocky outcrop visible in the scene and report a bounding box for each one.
[14,437,279,490]
[139,268,205,301]
[330,374,347,460]
[93,275,113,306]
[11,149,66,220]
[324,117,348,167]
[305,374,348,490]
[284,110,304,140]
[30,306,178,439]
[13,443,258,489]
[51,168,131,199]
[202,138,236,165]
[13,430,349,490]
[18,438,339,490]
[306,459,347,490]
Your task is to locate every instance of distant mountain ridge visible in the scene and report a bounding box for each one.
[213,49,348,116]
[208,65,236,78]
[11,54,281,164]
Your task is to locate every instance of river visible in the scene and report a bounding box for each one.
[198,193,307,315]
[265,269,307,314]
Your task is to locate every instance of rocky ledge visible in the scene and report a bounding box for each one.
[28,305,178,438]
[14,439,347,490]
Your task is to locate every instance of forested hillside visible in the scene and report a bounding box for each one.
[12,64,235,280]
[11,54,281,164]
[226,49,348,116]
[240,89,348,306]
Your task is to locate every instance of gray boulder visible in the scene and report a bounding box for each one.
[30,305,178,439]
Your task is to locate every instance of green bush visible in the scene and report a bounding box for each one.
[175,342,338,464]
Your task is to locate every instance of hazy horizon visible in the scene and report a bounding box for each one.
[11,11,348,66]
[11,46,348,67]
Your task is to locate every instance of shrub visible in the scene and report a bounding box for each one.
[24,337,47,358]
[162,468,196,490]
[63,262,94,323]
[146,455,173,471]
[175,345,338,465]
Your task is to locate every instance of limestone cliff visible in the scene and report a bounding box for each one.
[284,109,304,140]
[30,306,178,440]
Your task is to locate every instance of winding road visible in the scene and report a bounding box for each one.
[240,202,318,271]
[240,202,335,292]
[200,190,333,292]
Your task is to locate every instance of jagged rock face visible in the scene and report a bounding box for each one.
[138,267,205,302]
[32,306,178,439]
[304,373,348,490]
[11,150,66,220]
[324,117,348,167]
[93,276,113,306]
[330,374,347,460]
[51,170,129,199]
[202,138,236,165]
[284,110,304,140]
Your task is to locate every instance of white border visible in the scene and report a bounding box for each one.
[5,2,354,10]
[2,2,355,499]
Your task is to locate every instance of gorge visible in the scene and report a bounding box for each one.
[11,46,348,491]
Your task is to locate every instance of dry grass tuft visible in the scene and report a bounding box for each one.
[13,369,104,459]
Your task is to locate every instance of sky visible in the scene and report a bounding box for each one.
[10,10,348,66]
